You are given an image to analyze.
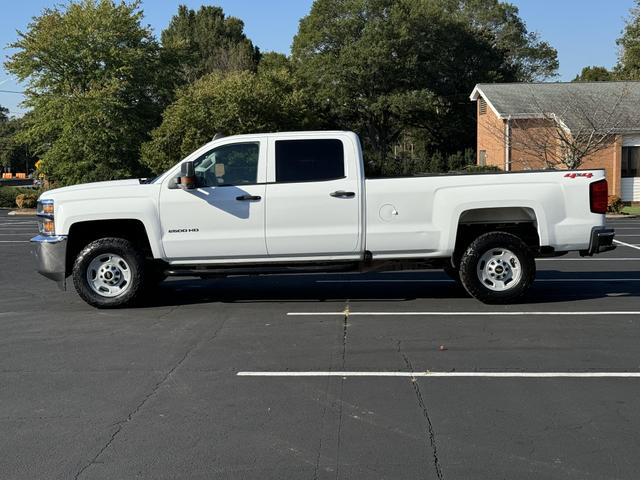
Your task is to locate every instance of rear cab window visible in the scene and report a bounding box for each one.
[275,139,345,183]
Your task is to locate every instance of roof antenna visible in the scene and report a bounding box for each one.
[212,132,226,141]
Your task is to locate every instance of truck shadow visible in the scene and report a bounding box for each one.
[138,270,640,307]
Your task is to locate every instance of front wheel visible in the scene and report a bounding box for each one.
[458,232,535,304]
[72,237,146,308]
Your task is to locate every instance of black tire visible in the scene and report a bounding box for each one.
[458,232,535,304]
[72,237,146,308]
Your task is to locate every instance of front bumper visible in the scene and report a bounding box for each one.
[580,227,616,256]
[31,235,68,282]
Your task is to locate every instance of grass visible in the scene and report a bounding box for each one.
[622,205,640,215]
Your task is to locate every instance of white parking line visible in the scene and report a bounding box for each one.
[0,240,30,243]
[316,278,640,284]
[237,371,640,378]
[537,278,640,281]
[614,239,640,250]
[536,258,640,261]
[287,311,640,316]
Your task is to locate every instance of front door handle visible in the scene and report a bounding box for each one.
[236,194,262,201]
[330,190,355,198]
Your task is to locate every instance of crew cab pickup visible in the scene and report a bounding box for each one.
[32,131,615,307]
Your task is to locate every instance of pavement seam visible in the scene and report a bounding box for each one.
[397,341,445,480]
[334,302,350,480]
[312,305,349,480]
[72,315,228,480]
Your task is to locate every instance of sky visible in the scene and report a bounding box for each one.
[0,0,636,116]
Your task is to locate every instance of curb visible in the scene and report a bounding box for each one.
[8,209,37,216]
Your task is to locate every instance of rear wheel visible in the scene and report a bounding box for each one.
[458,232,535,304]
[72,237,146,308]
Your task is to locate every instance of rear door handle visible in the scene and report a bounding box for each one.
[236,194,262,201]
[330,190,355,198]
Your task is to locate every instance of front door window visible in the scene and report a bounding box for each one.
[194,142,260,187]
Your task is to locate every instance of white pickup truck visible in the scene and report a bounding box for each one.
[32,131,615,308]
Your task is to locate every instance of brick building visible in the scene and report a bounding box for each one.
[470,81,640,202]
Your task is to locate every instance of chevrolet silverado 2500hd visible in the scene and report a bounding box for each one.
[32,131,615,307]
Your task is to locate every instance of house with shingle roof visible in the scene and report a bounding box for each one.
[470,81,640,203]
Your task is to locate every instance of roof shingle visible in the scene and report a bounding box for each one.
[470,81,640,133]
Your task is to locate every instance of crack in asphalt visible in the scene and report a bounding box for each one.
[397,340,445,480]
[313,372,331,480]
[73,317,228,480]
[334,302,350,479]
[313,303,351,480]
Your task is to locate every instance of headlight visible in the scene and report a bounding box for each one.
[36,199,54,216]
[37,199,55,235]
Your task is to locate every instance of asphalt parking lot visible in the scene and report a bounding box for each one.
[2,210,640,479]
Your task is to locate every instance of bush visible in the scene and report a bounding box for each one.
[607,195,624,214]
[0,187,20,207]
[15,192,38,209]
[0,187,39,208]
[464,164,502,173]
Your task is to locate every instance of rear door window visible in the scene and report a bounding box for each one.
[275,139,344,183]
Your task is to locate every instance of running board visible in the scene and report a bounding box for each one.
[165,261,360,277]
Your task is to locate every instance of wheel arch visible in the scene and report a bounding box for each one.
[450,206,541,268]
[65,219,154,277]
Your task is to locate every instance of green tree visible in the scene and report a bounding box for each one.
[616,1,640,79]
[292,0,558,174]
[429,151,446,173]
[0,115,37,173]
[161,5,260,85]
[4,0,168,185]
[0,106,8,123]
[573,66,613,82]
[141,69,311,174]
[258,52,291,74]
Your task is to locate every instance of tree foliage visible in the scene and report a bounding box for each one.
[161,5,260,85]
[141,69,311,174]
[0,115,37,172]
[4,0,168,185]
[573,66,614,82]
[3,0,562,183]
[291,0,558,173]
[616,0,640,79]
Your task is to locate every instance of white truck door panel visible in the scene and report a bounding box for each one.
[159,139,267,260]
[265,137,361,257]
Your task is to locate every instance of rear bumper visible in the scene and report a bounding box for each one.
[580,227,615,256]
[31,235,68,282]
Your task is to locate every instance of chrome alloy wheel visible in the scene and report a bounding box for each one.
[86,253,132,298]
[476,248,522,292]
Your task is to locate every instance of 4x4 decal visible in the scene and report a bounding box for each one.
[564,172,593,179]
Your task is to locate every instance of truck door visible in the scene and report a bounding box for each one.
[265,136,362,258]
[159,139,267,261]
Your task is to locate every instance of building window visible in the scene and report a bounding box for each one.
[479,150,487,166]
[479,97,487,115]
[622,146,640,177]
